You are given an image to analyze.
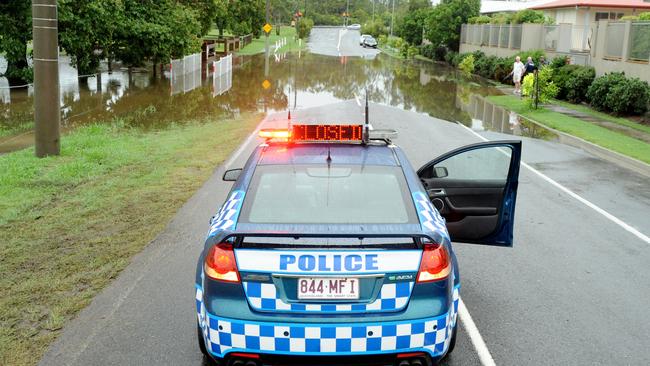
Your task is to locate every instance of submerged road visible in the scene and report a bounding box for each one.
[39,29,650,366]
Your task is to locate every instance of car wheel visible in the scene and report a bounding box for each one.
[197,323,208,356]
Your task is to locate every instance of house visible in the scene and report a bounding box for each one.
[532,0,650,26]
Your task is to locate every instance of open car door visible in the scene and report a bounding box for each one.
[417,141,522,247]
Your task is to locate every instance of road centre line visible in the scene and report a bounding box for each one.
[459,124,650,245]
[458,298,498,366]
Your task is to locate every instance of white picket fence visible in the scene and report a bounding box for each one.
[212,54,232,96]
[170,53,202,95]
[274,37,287,53]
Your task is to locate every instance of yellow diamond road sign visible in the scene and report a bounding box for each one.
[262,79,271,89]
[263,23,272,34]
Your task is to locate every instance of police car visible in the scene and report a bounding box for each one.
[195,121,521,366]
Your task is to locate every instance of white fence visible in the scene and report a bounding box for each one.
[274,37,287,53]
[212,54,232,97]
[170,53,202,95]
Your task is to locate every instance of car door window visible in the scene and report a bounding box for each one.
[436,146,511,181]
[417,141,521,247]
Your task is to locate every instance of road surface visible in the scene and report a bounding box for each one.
[39,28,650,366]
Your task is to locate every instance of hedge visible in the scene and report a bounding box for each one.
[587,72,650,115]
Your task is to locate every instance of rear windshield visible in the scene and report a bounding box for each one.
[239,165,417,224]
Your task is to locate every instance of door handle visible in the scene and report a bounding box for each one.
[427,188,446,197]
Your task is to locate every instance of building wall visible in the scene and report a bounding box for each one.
[460,20,650,82]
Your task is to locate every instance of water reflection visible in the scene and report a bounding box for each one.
[2,52,507,152]
[458,93,559,140]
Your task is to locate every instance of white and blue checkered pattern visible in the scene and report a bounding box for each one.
[242,281,414,313]
[207,190,245,237]
[195,285,460,358]
[413,191,450,240]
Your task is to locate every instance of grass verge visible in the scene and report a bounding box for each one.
[552,99,650,135]
[237,27,304,56]
[0,114,260,366]
[487,95,650,164]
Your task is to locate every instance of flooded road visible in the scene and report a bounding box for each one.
[1,30,543,154]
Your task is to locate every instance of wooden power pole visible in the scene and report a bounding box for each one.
[32,0,61,157]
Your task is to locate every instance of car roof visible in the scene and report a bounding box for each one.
[257,143,400,166]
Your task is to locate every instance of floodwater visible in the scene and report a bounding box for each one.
[1,42,550,154]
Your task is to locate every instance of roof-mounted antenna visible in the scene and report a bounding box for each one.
[365,88,369,126]
[363,88,370,144]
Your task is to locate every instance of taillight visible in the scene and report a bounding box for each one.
[204,243,240,282]
[417,243,451,282]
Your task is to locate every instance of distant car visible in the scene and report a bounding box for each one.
[347,23,361,30]
[363,36,378,48]
[360,34,371,45]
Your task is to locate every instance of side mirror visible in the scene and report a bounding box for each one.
[433,166,448,178]
[222,169,242,182]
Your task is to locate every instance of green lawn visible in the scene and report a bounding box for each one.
[237,26,304,56]
[487,95,650,164]
[0,114,260,366]
[552,99,650,135]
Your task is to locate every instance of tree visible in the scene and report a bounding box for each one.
[0,1,32,84]
[229,0,265,37]
[115,0,202,67]
[179,0,219,35]
[425,0,480,51]
[59,0,123,76]
[398,7,430,45]
[214,0,229,36]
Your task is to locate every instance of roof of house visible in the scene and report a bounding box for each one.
[532,0,650,10]
[482,0,554,14]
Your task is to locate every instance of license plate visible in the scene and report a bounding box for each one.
[297,277,359,300]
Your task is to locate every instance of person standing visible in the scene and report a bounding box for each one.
[523,56,536,79]
[509,56,525,95]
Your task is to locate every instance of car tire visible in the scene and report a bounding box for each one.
[197,323,208,356]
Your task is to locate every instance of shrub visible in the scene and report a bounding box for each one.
[640,12,650,21]
[420,44,435,59]
[468,15,491,24]
[445,50,458,65]
[493,57,513,83]
[550,55,570,69]
[407,45,419,59]
[386,36,405,49]
[451,52,465,67]
[606,77,650,115]
[587,72,627,111]
[297,18,314,39]
[474,55,497,79]
[378,34,387,45]
[511,9,546,24]
[433,46,448,61]
[522,67,559,108]
[459,54,475,74]
[565,66,595,103]
[362,19,387,38]
[552,65,595,103]
[587,73,650,115]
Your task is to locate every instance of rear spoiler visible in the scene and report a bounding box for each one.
[210,231,440,249]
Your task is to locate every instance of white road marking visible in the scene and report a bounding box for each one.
[354,94,361,107]
[223,120,265,168]
[459,298,497,366]
[459,124,650,245]
[337,28,348,53]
